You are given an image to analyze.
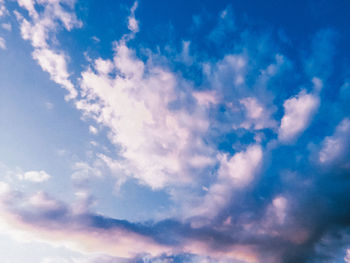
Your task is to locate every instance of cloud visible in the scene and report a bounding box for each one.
[17,0,37,18]
[15,0,81,100]
[239,97,277,130]
[0,184,262,262]
[32,48,77,99]
[318,118,350,165]
[71,161,104,184]
[0,185,169,259]
[0,36,5,49]
[208,5,235,44]
[127,1,139,33]
[0,0,7,17]
[77,41,215,190]
[278,80,321,143]
[17,170,51,182]
[345,249,350,263]
[193,144,263,219]
[0,178,328,263]
[1,22,11,31]
[268,196,288,225]
[88,125,98,135]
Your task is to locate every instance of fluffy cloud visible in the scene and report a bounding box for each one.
[88,125,98,135]
[269,196,288,225]
[193,144,263,219]
[239,97,277,130]
[278,82,321,143]
[17,170,51,182]
[77,41,215,189]
[319,118,350,165]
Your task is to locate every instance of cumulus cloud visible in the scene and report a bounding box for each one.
[278,83,321,143]
[193,144,263,219]
[239,97,277,130]
[319,118,350,165]
[17,170,51,182]
[77,41,215,190]
[268,196,288,225]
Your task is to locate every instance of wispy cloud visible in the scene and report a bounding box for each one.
[0,0,7,17]
[15,0,81,100]
[0,36,5,49]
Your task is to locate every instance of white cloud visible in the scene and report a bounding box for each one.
[1,23,11,31]
[18,170,51,182]
[29,191,61,210]
[218,144,263,188]
[319,118,350,164]
[192,90,218,106]
[206,54,246,88]
[0,36,5,50]
[178,40,193,65]
[88,125,98,135]
[271,196,288,224]
[0,181,10,196]
[194,144,263,218]
[77,41,215,190]
[345,249,350,263]
[15,0,81,100]
[0,183,261,262]
[278,89,320,143]
[0,0,8,17]
[127,1,139,33]
[32,48,77,99]
[239,97,277,130]
[71,160,104,183]
[17,0,37,18]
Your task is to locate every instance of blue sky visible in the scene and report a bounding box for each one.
[1,0,350,262]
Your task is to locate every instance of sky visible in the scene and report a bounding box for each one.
[0,0,350,262]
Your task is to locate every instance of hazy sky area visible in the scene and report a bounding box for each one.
[1,0,350,262]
